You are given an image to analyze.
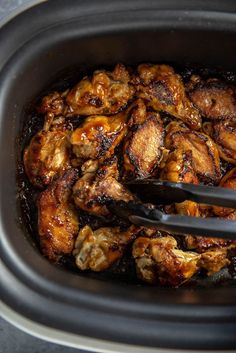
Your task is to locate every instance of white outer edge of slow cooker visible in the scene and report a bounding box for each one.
[1,301,234,353]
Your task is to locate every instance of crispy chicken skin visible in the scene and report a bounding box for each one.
[188,80,236,120]
[123,99,164,179]
[38,169,79,261]
[70,111,128,162]
[66,64,135,116]
[73,225,139,271]
[165,121,221,183]
[73,157,134,216]
[211,119,236,165]
[24,129,71,188]
[134,64,201,130]
[133,236,200,286]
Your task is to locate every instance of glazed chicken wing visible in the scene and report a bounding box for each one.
[73,157,134,216]
[213,167,236,218]
[66,64,135,116]
[165,121,221,183]
[70,111,128,162]
[39,91,68,117]
[123,99,164,179]
[133,236,200,286]
[188,79,236,120]
[160,149,200,217]
[24,129,71,188]
[38,169,79,262]
[185,235,235,253]
[73,225,139,271]
[134,64,201,130]
[185,168,236,253]
[199,248,231,276]
[211,119,236,165]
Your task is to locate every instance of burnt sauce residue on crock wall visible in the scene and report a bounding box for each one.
[17,63,236,287]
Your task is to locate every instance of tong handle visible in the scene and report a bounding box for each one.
[130,211,236,239]
[127,180,236,208]
[171,182,236,208]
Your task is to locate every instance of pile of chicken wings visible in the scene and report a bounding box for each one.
[23,63,236,287]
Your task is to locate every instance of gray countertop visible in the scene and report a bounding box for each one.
[0,1,88,351]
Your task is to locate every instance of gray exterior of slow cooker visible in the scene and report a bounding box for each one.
[0,0,236,351]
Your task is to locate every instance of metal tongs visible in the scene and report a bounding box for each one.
[108,180,236,239]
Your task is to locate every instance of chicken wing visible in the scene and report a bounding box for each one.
[160,148,200,217]
[66,64,135,116]
[188,79,236,120]
[165,121,221,183]
[185,235,234,253]
[199,248,231,276]
[24,129,71,188]
[73,225,139,271]
[213,167,236,218]
[38,91,68,117]
[38,169,79,262]
[211,118,236,165]
[185,168,236,252]
[133,236,200,286]
[123,99,164,179]
[70,111,128,162]
[134,64,201,130]
[73,157,134,216]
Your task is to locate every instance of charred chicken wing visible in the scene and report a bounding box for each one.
[134,64,201,130]
[211,119,236,165]
[188,79,236,120]
[38,169,79,261]
[24,129,71,188]
[123,99,164,179]
[213,168,236,218]
[133,236,200,286]
[66,64,135,116]
[160,149,201,217]
[185,168,236,256]
[165,121,221,183]
[73,157,134,216]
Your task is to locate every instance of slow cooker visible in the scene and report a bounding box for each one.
[1,1,236,351]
